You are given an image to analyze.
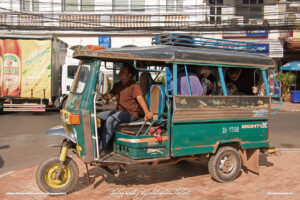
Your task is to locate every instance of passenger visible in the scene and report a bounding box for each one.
[98,64,153,152]
[225,68,262,95]
[197,66,216,95]
[172,67,202,95]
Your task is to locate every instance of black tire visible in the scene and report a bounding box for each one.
[61,97,68,109]
[208,146,241,183]
[36,156,79,194]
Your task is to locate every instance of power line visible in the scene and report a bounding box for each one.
[0,1,298,32]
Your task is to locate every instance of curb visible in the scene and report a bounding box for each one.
[276,148,300,152]
[278,109,300,112]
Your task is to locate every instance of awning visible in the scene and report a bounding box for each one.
[281,62,300,71]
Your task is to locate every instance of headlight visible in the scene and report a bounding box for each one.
[64,113,69,123]
[60,110,80,125]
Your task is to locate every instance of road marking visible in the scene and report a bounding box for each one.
[0,171,14,178]
[7,192,66,195]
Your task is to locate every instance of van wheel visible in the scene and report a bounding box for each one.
[36,156,79,194]
[208,146,241,183]
[61,97,68,109]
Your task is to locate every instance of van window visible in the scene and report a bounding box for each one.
[67,65,78,79]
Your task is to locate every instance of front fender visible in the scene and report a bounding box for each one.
[46,125,77,144]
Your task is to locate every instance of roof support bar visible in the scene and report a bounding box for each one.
[184,65,192,96]
[262,69,270,96]
[218,66,228,96]
[173,64,178,95]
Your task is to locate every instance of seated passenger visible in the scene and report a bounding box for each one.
[172,68,202,95]
[197,66,216,95]
[98,64,153,152]
[225,68,263,95]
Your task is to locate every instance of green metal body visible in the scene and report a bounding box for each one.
[171,119,268,157]
[114,132,168,159]
[114,119,269,159]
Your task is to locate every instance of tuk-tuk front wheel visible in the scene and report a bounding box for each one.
[208,146,241,183]
[36,156,79,194]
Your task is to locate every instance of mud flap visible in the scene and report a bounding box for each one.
[238,148,260,174]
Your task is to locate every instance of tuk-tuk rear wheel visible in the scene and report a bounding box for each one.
[208,146,241,183]
[36,156,79,194]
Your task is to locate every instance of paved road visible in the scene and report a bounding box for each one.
[0,111,62,175]
[269,112,300,148]
[0,111,299,176]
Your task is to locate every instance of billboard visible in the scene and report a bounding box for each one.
[0,39,52,98]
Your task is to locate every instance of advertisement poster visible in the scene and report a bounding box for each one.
[0,39,52,98]
[0,40,3,96]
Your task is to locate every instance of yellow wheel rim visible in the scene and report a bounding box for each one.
[45,163,71,189]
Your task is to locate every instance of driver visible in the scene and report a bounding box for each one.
[98,64,153,153]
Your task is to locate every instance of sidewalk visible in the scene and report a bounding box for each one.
[0,151,299,200]
[276,101,300,112]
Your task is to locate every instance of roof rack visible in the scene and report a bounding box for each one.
[152,33,260,53]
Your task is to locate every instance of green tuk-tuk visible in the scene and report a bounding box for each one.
[36,34,281,194]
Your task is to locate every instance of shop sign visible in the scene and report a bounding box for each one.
[245,30,269,37]
[255,43,269,54]
[98,36,111,48]
[223,30,268,38]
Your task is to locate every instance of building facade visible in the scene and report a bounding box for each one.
[0,0,299,67]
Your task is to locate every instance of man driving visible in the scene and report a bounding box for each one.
[98,64,153,152]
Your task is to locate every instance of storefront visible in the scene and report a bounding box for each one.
[222,30,284,71]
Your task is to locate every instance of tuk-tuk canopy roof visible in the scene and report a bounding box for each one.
[281,62,300,71]
[73,45,275,69]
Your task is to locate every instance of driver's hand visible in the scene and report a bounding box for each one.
[144,112,153,121]
[101,93,109,100]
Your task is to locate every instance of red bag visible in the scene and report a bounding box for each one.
[148,126,162,143]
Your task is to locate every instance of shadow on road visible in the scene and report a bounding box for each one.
[70,159,210,193]
[259,154,274,167]
[280,144,295,148]
[0,145,10,169]
[68,153,275,194]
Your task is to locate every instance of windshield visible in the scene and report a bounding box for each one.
[70,63,91,94]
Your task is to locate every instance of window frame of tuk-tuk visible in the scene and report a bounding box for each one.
[70,60,89,95]
[99,60,172,138]
[169,62,271,97]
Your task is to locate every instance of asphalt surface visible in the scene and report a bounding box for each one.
[0,111,62,175]
[269,112,300,148]
[0,111,299,176]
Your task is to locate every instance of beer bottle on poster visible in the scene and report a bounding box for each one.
[0,40,3,97]
[3,39,21,96]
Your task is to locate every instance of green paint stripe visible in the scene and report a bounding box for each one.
[172,118,268,124]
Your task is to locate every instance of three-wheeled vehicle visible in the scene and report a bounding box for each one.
[36,34,281,194]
